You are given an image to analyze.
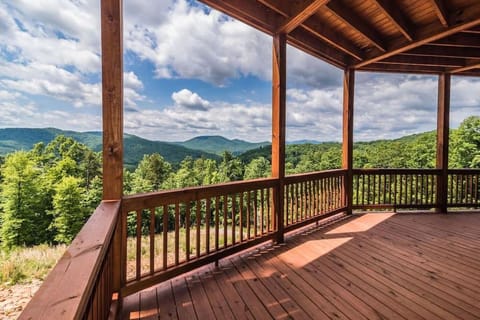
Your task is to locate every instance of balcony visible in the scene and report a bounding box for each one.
[19,0,480,319]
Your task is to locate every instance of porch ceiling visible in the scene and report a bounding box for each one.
[199,0,480,76]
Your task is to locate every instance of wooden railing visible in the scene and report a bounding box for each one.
[284,169,347,231]
[352,169,441,210]
[120,178,278,296]
[22,168,480,319]
[20,201,120,320]
[448,169,480,207]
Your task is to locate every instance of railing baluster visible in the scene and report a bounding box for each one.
[223,194,228,247]
[239,193,244,242]
[215,196,220,251]
[260,189,265,234]
[149,208,155,275]
[186,202,190,261]
[206,198,211,254]
[247,191,251,238]
[163,205,168,270]
[196,200,201,258]
[232,194,236,245]
[175,203,180,266]
[135,209,141,280]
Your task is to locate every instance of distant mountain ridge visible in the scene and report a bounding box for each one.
[173,135,270,155]
[0,128,220,168]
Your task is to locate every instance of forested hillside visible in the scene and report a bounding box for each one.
[0,116,479,249]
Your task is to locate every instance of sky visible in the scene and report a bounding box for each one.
[0,0,479,143]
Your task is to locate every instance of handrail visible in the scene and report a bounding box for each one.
[20,201,120,320]
[122,177,278,212]
[284,169,347,184]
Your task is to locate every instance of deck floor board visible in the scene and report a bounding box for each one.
[121,212,480,319]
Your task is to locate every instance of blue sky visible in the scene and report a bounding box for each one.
[0,0,479,142]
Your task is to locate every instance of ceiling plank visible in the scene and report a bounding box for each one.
[430,33,480,48]
[429,0,449,27]
[381,55,464,67]
[277,0,330,34]
[288,29,349,67]
[355,2,480,68]
[371,0,414,41]
[199,0,281,34]
[404,46,480,59]
[326,0,386,52]
[360,63,447,74]
[259,0,364,61]
[450,60,480,74]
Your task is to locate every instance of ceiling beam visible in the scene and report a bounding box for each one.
[288,29,348,67]
[326,0,386,52]
[300,19,364,60]
[371,0,414,41]
[430,0,449,27]
[381,55,464,68]
[450,60,480,74]
[277,0,330,34]
[360,63,447,74]
[199,0,281,34]
[259,0,364,61]
[404,46,480,59]
[430,33,480,48]
[355,2,480,68]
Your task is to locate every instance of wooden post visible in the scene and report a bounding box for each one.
[436,73,450,213]
[101,0,123,293]
[342,68,355,215]
[272,33,286,243]
[101,0,123,201]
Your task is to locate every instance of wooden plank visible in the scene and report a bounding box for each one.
[156,281,178,319]
[171,277,197,320]
[355,2,480,68]
[20,201,120,320]
[429,0,449,27]
[185,275,216,319]
[327,0,386,52]
[277,0,329,34]
[272,33,286,243]
[436,73,450,213]
[450,61,480,74]
[342,68,354,215]
[372,0,413,41]
[101,0,123,201]
[197,268,236,320]
[139,288,159,320]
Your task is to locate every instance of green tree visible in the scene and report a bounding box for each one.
[450,116,480,168]
[0,152,51,248]
[132,153,172,192]
[50,176,89,243]
[218,151,244,182]
[244,157,271,179]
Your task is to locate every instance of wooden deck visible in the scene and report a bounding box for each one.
[120,212,480,320]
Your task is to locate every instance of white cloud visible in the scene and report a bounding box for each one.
[172,89,210,111]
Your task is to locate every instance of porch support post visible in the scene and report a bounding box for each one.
[101,0,123,292]
[436,73,450,213]
[342,68,355,215]
[272,33,287,243]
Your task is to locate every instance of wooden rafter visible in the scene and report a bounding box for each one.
[450,60,480,74]
[199,0,281,34]
[327,0,386,52]
[277,0,329,34]
[360,63,447,74]
[355,2,480,69]
[430,0,449,27]
[381,55,464,68]
[430,33,480,48]
[371,0,414,41]
[404,46,480,59]
[259,0,364,61]
[288,29,348,67]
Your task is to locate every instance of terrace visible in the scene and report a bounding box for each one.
[20,0,480,319]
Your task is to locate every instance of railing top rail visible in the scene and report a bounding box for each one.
[448,168,480,174]
[353,168,442,174]
[284,169,347,184]
[122,178,278,212]
[19,200,120,320]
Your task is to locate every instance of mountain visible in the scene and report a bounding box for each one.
[0,128,220,168]
[174,135,270,155]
